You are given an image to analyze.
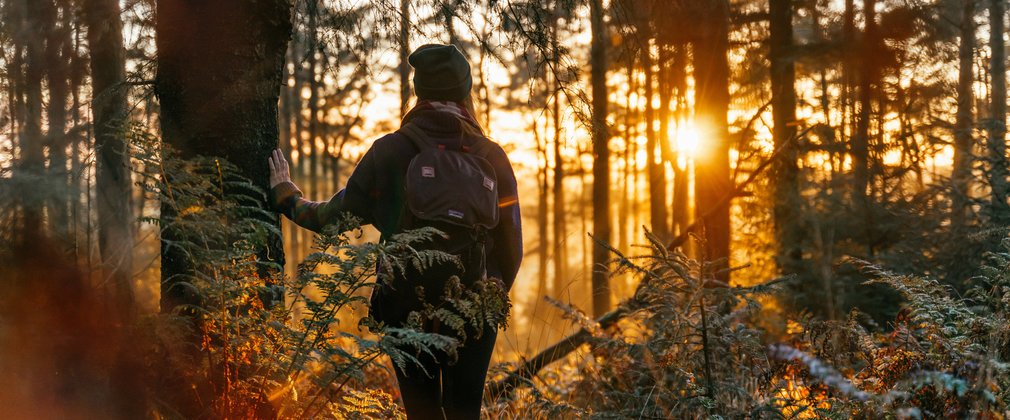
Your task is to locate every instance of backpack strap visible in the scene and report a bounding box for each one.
[399,117,496,157]
[398,120,471,151]
[397,122,439,150]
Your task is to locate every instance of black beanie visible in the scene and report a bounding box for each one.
[408,44,472,102]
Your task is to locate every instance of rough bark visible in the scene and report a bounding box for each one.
[589,0,611,317]
[84,0,134,321]
[155,0,292,312]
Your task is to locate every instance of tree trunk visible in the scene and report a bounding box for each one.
[769,0,803,278]
[952,0,975,228]
[589,0,611,317]
[551,5,567,297]
[657,44,675,218]
[155,0,292,312]
[22,0,47,236]
[619,54,635,254]
[399,0,411,118]
[46,0,70,239]
[307,0,321,201]
[842,0,855,145]
[989,0,1009,222]
[84,0,134,321]
[442,0,459,46]
[644,41,669,241]
[852,0,878,254]
[671,44,689,237]
[286,25,303,272]
[536,118,549,304]
[692,1,731,278]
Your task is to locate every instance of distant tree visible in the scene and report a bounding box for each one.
[84,0,134,320]
[551,0,569,296]
[590,0,611,316]
[693,0,732,278]
[952,0,975,229]
[399,0,410,118]
[769,0,803,282]
[988,0,1009,222]
[640,15,669,242]
[45,0,70,238]
[21,0,46,235]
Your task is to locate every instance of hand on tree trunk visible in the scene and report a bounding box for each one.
[268,148,292,188]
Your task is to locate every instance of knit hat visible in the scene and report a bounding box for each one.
[408,44,472,102]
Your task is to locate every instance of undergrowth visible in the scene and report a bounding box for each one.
[128,127,509,418]
[489,235,1010,418]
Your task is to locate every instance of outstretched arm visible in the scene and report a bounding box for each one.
[268,149,366,233]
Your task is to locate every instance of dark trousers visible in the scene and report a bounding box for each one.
[393,328,497,420]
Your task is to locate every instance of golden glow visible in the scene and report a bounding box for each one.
[882,149,902,166]
[673,122,702,158]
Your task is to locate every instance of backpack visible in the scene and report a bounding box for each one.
[369,120,500,326]
[398,120,500,249]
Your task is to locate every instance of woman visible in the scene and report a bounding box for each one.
[268,44,522,419]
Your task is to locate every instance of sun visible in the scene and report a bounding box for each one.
[673,122,702,159]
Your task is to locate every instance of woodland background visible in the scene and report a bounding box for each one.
[2,0,1010,418]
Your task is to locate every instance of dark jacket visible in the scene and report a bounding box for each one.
[272,110,523,293]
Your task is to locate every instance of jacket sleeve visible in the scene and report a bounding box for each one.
[490,150,523,290]
[271,148,377,233]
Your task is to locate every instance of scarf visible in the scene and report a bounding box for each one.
[401,100,483,134]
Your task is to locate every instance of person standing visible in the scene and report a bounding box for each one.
[269,44,522,419]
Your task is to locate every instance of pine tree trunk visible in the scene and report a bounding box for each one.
[287,27,303,272]
[46,0,70,238]
[22,0,46,236]
[644,42,669,241]
[952,0,975,228]
[989,0,1009,221]
[156,0,292,312]
[70,20,86,259]
[769,0,803,279]
[657,44,675,204]
[671,44,689,237]
[536,118,549,302]
[307,0,320,201]
[852,0,878,254]
[84,0,135,321]
[842,0,855,144]
[619,55,635,254]
[589,0,611,316]
[551,7,566,297]
[399,0,411,118]
[692,1,731,278]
